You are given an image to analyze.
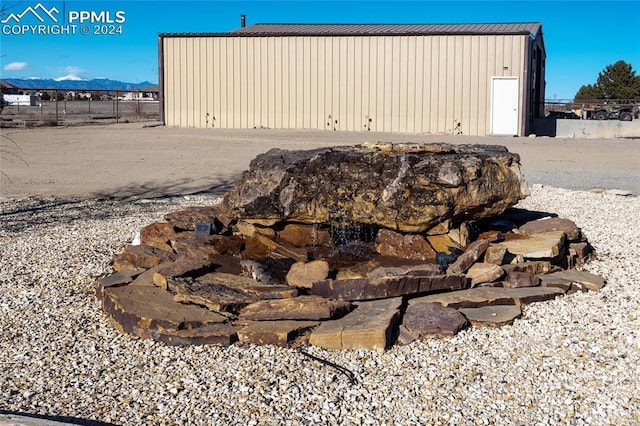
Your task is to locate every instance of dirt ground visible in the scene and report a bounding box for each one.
[1,123,638,199]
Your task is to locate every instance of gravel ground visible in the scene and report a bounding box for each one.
[1,187,639,425]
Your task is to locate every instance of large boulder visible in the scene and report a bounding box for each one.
[224,142,529,232]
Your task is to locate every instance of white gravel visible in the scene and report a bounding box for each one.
[1,187,639,425]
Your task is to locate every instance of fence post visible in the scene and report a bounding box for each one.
[116,91,119,123]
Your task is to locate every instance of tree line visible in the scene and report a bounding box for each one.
[575,60,640,101]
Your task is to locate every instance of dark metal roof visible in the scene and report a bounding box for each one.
[160,22,542,38]
[231,22,542,37]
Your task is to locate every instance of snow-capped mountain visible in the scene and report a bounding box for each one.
[1,77,157,91]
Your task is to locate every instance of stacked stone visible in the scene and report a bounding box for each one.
[96,143,606,351]
[97,203,603,351]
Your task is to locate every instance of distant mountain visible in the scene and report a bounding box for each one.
[1,77,157,91]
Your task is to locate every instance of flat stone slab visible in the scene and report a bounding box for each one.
[504,271,540,288]
[446,238,491,274]
[366,262,442,280]
[485,230,566,260]
[311,274,466,301]
[100,285,228,341]
[237,320,319,347]
[518,217,581,241]
[409,286,565,309]
[502,261,552,275]
[112,244,176,271]
[140,222,178,252]
[156,324,239,346]
[458,305,522,326]
[198,272,298,299]
[540,269,606,291]
[239,295,353,321]
[97,268,145,289]
[374,229,437,260]
[309,297,402,351]
[152,258,213,289]
[466,262,504,286]
[334,257,441,280]
[96,268,147,301]
[170,278,258,313]
[164,205,229,231]
[402,303,468,336]
[171,234,244,259]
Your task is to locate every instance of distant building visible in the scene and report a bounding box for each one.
[158,22,546,136]
[2,94,37,106]
[0,80,19,95]
[118,91,157,101]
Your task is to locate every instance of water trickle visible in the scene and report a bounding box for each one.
[327,205,378,246]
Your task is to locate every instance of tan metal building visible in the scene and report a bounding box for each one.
[159,23,545,136]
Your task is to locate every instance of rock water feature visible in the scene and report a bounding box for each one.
[96,142,605,351]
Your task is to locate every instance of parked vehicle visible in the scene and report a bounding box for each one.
[592,104,634,121]
[547,110,580,119]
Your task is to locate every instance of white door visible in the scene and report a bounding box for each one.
[491,77,519,135]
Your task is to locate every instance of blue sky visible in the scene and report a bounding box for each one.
[1,0,639,99]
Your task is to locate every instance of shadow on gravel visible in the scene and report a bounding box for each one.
[91,175,237,201]
[0,196,152,233]
[0,176,237,233]
[0,410,119,426]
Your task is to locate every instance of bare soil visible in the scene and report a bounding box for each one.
[1,123,638,199]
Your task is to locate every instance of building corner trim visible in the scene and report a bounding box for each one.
[158,35,165,125]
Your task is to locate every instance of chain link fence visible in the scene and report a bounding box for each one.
[542,99,640,120]
[0,90,159,128]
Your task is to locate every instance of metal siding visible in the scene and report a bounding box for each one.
[445,36,456,133]
[330,37,339,130]
[180,38,189,126]
[460,36,472,135]
[322,38,331,130]
[291,37,299,128]
[413,37,425,132]
[303,37,312,128]
[437,36,447,133]
[420,36,430,133]
[175,37,184,126]
[213,38,222,128]
[375,37,386,132]
[390,37,400,132]
[218,38,227,127]
[197,38,206,128]
[452,36,462,134]
[162,38,171,125]
[233,38,241,128]
[478,35,489,135]
[338,37,348,130]
[381,37,391,132]
[368,37,379,132]
[270,38,283,129]
[429,37,439,131]
[283,38,290,128]
[241,38,248,128]
[204,37,212,128]
[309,38,317,128]
[266,38,275,128]
[406,36,416,133]
[162,32,528,135]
